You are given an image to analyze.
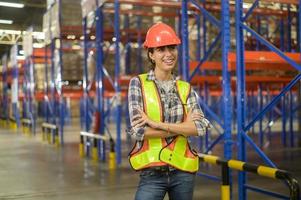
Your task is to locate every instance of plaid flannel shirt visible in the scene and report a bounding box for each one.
[127,70,211,142]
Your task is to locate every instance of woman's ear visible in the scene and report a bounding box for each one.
[148,51,154,61]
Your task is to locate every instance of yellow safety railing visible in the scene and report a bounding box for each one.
[0,117,8,128]
[79,132,115,169]
[9,116,17,131]
[21,118,32,135]
[198,153,300,200]
[41,122,59,146]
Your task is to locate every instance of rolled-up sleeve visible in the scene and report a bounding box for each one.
[127,77,145,141]
[187,88,211,136]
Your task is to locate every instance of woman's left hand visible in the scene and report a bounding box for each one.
[186,109,204,122]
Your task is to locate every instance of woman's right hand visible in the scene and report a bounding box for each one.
[132,109,159,129]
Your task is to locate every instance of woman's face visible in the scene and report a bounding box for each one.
[149,45,178,73]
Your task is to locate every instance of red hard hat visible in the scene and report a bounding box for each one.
[143,22,181,48]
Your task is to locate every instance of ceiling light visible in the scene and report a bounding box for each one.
[243,3,252,9]
[17,55,25,60]
[0,29,21,34]
[0,2,24,8]
[67,35,76,40]
[33,43,44,48]
[72,45,81,50]
[0,19,13,24]
[32,32,45,40]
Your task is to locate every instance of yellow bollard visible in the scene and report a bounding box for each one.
[79,143,84,157]
[12,122,17,131]
[26,126,31,136]
[109,152,116,170]
[47,131,51,144]
[92,138,98,161]
[92,147,98,161]
[42,129,46,141]
[108,138,116,169]
[79,135,84,157]
[221,185,230,200]
[55,135,60,147]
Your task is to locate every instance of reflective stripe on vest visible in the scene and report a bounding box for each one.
[129,74,199,172]
[129,74,167,170]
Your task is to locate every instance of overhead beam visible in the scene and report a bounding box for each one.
[260,0,299,4]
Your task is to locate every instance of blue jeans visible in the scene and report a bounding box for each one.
[134,167,196,200]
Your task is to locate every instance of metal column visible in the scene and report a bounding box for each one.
[114,0,122,165]
[235,1,247,199]
[95,4,106,161]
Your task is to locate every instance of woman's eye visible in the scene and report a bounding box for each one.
[168,45,176,50]
[169,46,175,50]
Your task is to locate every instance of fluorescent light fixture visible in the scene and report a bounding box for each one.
[0,2,24,8]
[32,32,45,40]
[0,29,21,34]
[17,55,25,60]
[0,19,13,24]
[67,34,76,40]
[243,3,251,9]
[72,45,81,50]
[0,29,45,40]
[33,43,44,48]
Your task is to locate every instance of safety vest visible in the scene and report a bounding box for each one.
[129,74,199,173]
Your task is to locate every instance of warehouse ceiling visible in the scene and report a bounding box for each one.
[0,0,46,59]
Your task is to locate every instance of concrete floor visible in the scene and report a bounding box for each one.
[0,120,300,200]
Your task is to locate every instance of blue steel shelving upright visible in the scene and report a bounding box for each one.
[82,3,99,158]
[95,2,105,161]
[10,45,21,129]
[1,54,9,126]
[181,0,232,159]
[235,1,301,199]
[84,0,122,164]
[43,0,65,145]
[23,30,36,134]
[81,0,117,162]
[113,0,122,165]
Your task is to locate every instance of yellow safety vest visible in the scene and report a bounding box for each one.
[129,74,199,173]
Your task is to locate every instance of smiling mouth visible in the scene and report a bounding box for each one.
[163,59,175,65]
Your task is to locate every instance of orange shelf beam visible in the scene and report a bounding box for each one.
[260,0,299,4]
[190,51,300,71]
[105,0,292,16]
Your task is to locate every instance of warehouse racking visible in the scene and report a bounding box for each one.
[0,0,300,199]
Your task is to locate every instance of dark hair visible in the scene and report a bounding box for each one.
[147,48,155,70]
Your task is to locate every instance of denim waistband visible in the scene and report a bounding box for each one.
[143,166,175,173]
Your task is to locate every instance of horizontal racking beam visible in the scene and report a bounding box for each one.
[190,75,295,85]
[190,51,300,71]
[105,0,294,16]
[229,51,300,71]
[260,0,299,4]
[104,8,177,17]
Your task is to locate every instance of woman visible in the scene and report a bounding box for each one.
[127,22,211,200]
